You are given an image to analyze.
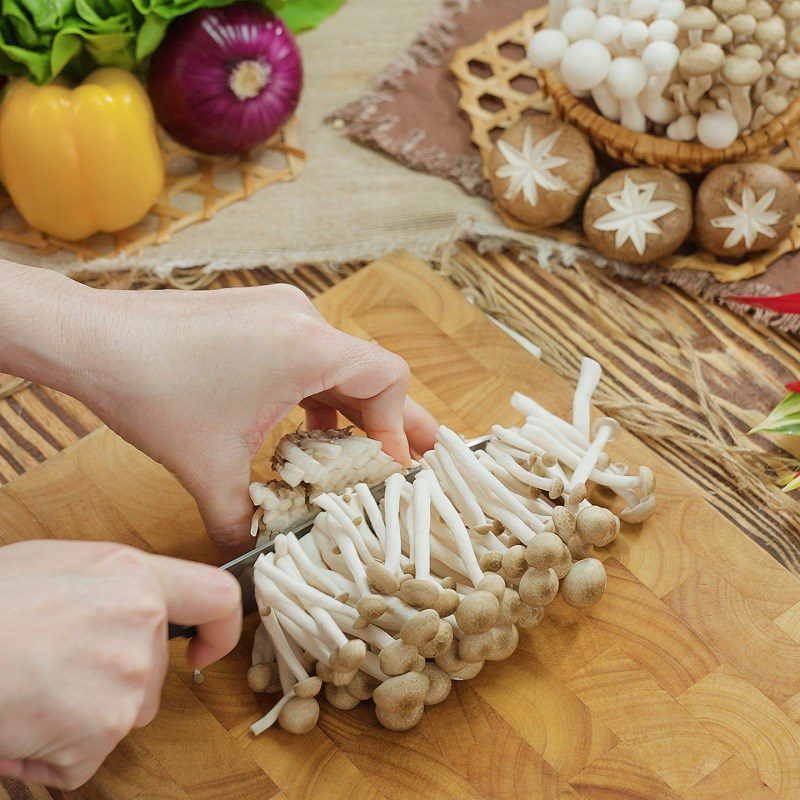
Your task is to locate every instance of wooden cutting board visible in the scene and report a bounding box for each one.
[2,252,800,800]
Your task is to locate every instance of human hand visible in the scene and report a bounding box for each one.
[0,540,241,789]
[79,284,437,551]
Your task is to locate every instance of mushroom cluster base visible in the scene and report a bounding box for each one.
[247,357,656,735]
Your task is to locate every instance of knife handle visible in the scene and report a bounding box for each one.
[168,623,198,640]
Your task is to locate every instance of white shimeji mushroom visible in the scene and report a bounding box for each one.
[591,175,677,255]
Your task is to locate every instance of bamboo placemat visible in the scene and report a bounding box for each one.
[450,7,800,283]
[1,250,798,576]
[0,120,305,263]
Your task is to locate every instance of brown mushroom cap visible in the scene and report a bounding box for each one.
[518,566,560,607]
[422,663,452,706]
[476,571,507,600]
[400,608,441,647]
[346,671,381,701]
[712,0,746,16]
[722,55,763,84]
[777,52,800,80]
[366,561,400,595]
[247,662,275,694]
[379,640,421,676]
[373,671,430,713]
[747,0,773,19]
[279,696,320,734]
[294,676,323,698]
[333,639,367,673]
[695,162,799,258]
[680,42,726,76]
[560,558,608,608]
[487,625,519,662]
[733,42,764,59]
[679,5,719,31]
[418,619,455,658]
[325,682,361,710]
[496,587,522,626]
[526,531,571,572]
[375,703,425,731]
[727,12,757,34]
[502,544,529,581]
[449,659,485,680]
[575,506,620,547]
[398,578,440,610]
[762,89,790,113]
[356,594,388,623]
[458,629,500,662]
[708,23,734,43]
[755,16,787,44]
[517,603,545,629]
[435,641,468,675]
[487,116,595,229]
[551,506,577,542]
[780,0,800,19]
[434,587,461,617]
[454,589,501,634]
[478,549,503,572]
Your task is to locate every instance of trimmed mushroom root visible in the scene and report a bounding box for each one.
[248,357,655,735]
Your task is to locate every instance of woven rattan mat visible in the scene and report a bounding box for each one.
[2,249,799,575]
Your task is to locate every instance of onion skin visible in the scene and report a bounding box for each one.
[148,2,303,155]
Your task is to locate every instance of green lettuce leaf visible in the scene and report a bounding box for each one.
[0,0,342,85]
[279,0,344,33]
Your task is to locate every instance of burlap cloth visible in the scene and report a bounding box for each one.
[338,0,800,332]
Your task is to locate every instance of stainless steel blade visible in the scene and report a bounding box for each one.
[168,434,491,639]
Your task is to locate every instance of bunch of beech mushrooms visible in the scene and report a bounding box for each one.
[529,0,800,148]
[246,359,656,735]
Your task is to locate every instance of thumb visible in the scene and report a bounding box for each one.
[177,445,254,553]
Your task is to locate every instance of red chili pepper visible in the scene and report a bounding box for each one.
[786,381,800,393]
[729,293,800,314]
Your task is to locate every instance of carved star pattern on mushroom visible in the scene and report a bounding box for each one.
[592,176,678,255]
[495,126,574,207]
[710,186,783,249]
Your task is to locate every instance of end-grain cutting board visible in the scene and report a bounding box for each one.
[2,252,800,800]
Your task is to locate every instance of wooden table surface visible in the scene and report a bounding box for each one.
[2,252,800,800]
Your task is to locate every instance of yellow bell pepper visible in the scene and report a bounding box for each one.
[0,68,164,242]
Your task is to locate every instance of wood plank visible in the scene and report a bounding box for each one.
[2,253,800,799]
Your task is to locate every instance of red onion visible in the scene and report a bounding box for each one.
[148,2,303,155]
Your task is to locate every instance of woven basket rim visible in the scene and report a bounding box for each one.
[541,69,800,172]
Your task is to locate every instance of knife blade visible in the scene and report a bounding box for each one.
[168,434,491,640]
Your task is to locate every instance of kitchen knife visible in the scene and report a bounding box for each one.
[168,434,491,640]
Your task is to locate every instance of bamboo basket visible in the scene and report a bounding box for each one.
[451,6,800,282]
[542,70,800,174]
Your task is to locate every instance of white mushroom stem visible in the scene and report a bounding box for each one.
[512,392,591,450]
[251,689,295,735]
[263,611,312,683]
[313,494,373,564]
[570,418,619,487]
[412,470,433,581]
[321,517,372,597]
[355,482,386,549]
[284,532,342,596]
[572,357,602,441]
[276,611,332,664]
[255,555,359,621]
[307,606,349,652]
[436,425,546,532]
[383,472,406,575]
[428,472,484,586]
[434,444,487,527]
